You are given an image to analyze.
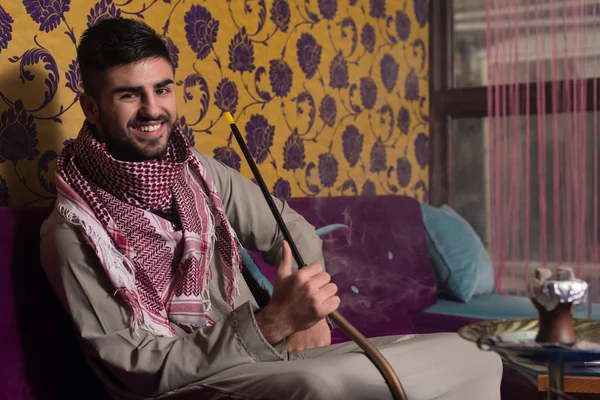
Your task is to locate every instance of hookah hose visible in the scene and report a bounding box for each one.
[223,112,408,400]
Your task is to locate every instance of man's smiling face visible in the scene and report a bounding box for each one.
[82,57,177,161]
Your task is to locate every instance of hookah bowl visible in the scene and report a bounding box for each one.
[458,266,600,400]
[529,266,588,346]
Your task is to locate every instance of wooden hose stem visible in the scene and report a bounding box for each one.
[224,112,408,400]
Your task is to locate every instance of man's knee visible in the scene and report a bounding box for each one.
[454,334,502,373]
[441,333,503,390]
[290,370,335,399]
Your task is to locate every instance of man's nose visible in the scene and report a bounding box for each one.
[140,93,162,119]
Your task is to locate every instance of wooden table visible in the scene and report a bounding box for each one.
[538,374,600,395]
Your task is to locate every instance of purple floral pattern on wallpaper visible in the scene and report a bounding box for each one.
[369,0,386,19]
[380,54,399,93]
[214,146,242,171]
[342,125,363,168]
[37,150,57,195]
[283,129,306,171]
[329,51,349,89]
[245,114,274,164]
[361,179,376,196]
[396,157,412,188]
[270,0,290,32]
[397,106,410,135]
[24,0,70,32]
[177,116,195,147]
[414,0,429,28]
[0,0,429,206]
[65,59,82,99]
[214,78,239,115]
[370,137,386,173]
[272,177,291,199]
[319,95,337,128]
[318,153,339,188]
[269,59,293,97]
[405,69,420,101]
[228,27,254,72]
[396,10,411,42]
[318,0,338,20]
[0,100,40,165]
[359,77,377,110]
[162,35,180,69]
[414,132,429,168]
[185,5,219,61]
[296,33,322,80]
[360,23,375,54]
[87,0,121,28]
[0,6,14,53]
[413,179,428,203]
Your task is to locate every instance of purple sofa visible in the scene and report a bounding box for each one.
[0,196,516,400]
[0,206,108,400]
[245,195,484,344]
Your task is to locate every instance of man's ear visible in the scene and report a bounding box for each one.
[79,93,99,124]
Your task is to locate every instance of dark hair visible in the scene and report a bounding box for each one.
[77,18,172,96]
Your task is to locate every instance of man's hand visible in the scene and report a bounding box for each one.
[286,318,331,352]
[255,241,340,345]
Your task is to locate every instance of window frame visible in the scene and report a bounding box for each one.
[428,0,600,207]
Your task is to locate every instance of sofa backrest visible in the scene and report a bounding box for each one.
[288,195,437,311]
[247,195,438,340]
[0,206,106,400]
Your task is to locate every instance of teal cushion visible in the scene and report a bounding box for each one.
[424,293,600,320]
[241,247,274,295]
[420,204,495,302]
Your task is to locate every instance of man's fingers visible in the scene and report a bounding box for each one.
[294,263,324,281]
[308,271,331,290]
[315,283,338,303]
[321,295,341,315]
[276,241,293,281]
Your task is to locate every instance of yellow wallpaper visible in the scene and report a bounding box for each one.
[0,0,429,207]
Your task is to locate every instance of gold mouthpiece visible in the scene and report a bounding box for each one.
[224,112,234,125]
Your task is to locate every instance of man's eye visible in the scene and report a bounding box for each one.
[120,93,137,99]
[156,88,170,95]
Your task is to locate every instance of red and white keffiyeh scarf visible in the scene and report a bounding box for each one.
[54,121,242,336]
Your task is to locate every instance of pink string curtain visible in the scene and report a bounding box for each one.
[485,0,600,300]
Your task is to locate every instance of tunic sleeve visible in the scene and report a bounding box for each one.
[196,151,325,272]
[39,215,287,399]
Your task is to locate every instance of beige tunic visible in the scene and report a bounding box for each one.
[40,152,502,400]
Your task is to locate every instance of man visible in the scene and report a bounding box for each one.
[40,18,501,400]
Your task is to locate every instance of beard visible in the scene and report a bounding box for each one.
[96,111,175,162]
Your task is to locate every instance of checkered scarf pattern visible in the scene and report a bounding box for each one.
[54,121,241,336]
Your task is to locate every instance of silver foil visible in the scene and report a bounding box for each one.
[528,266,589,312]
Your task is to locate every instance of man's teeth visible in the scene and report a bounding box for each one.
[134,124,162,132]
